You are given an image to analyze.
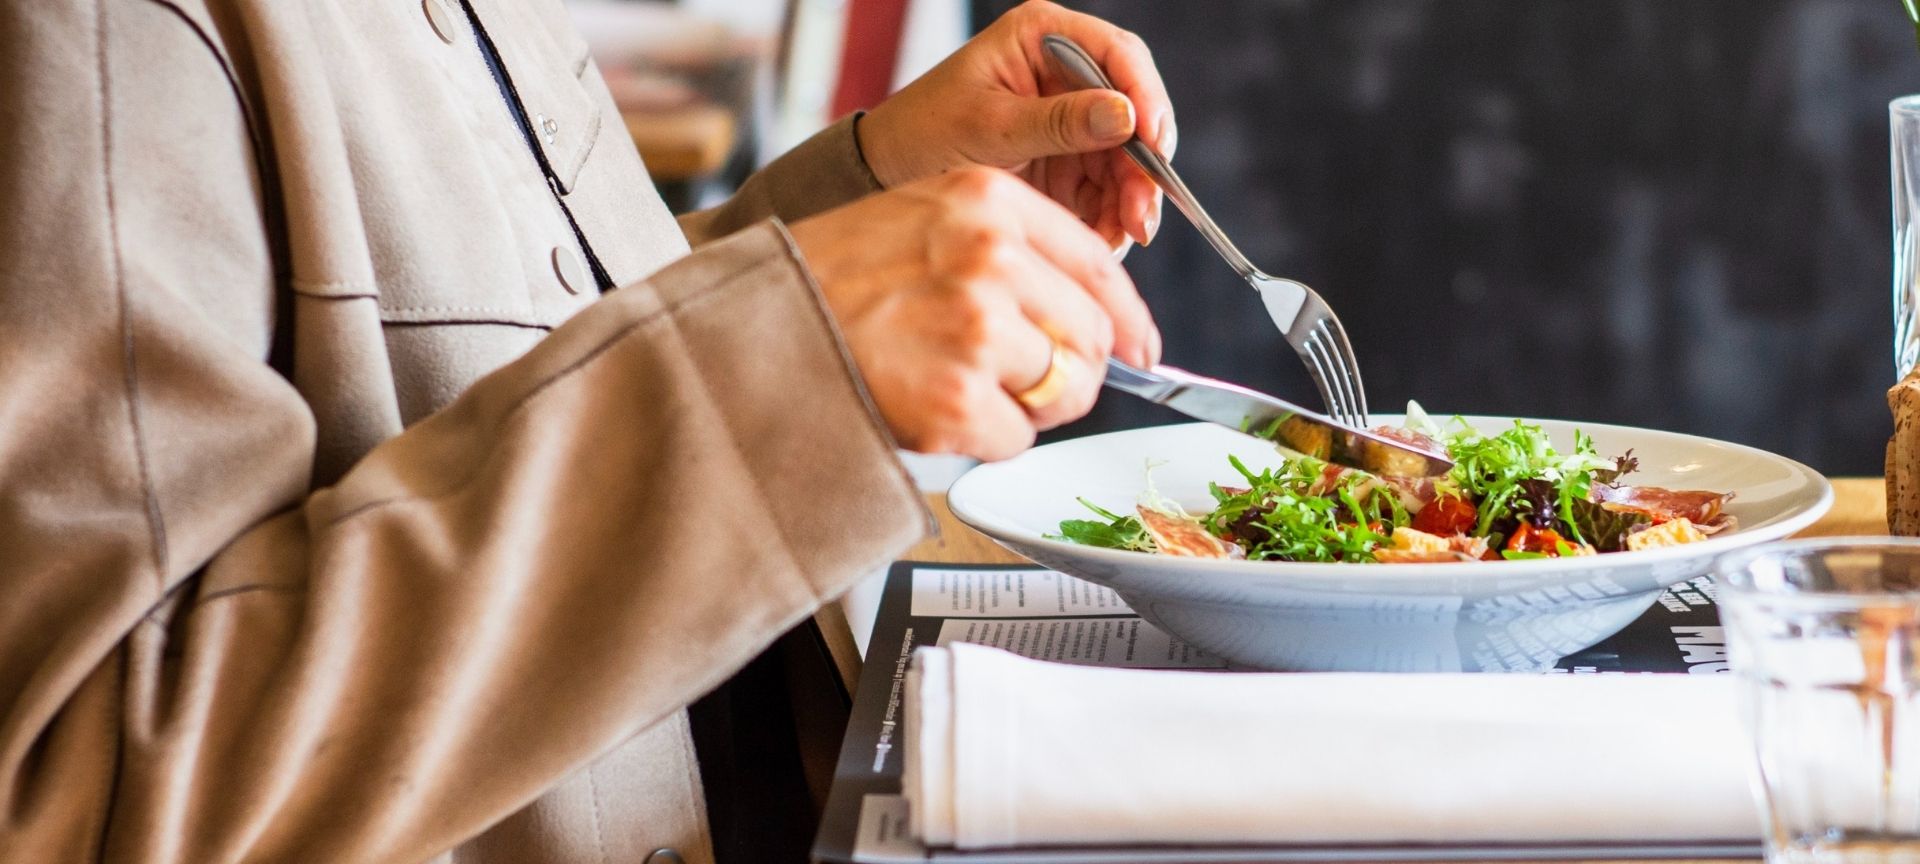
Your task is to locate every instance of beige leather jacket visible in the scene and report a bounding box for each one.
[0,0,929,861]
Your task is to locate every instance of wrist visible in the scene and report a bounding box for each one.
[853,105,912,189]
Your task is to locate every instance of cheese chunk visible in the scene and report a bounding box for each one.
[1391,526,1450,554]
[1626,518,1708,551]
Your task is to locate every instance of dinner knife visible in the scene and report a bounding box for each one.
[1103,359,1453,478]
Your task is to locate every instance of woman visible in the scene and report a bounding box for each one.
[0,0,1174,861]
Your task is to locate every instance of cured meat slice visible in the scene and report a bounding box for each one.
[1593,484,1731,525]
[1137,506,1243,559]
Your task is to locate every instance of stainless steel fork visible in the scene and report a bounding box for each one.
[1041,34,1371,428]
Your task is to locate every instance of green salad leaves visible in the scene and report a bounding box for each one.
[1057,411,1646,563]
[1203,455,1399,562]
[1054,498,1157,552]
[1441,421,1615,544]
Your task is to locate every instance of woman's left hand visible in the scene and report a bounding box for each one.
[857,0,1176,252]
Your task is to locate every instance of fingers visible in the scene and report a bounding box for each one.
[974,170,1160,367]
[1011,89,1137,159]
[957,373,1040,461]
[978,245,1111,430]
[1016,2,1177,156]
[1114,152,1162,248]
[1000,3,1173,246]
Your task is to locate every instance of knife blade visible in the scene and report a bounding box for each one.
[1103,359,1452,478]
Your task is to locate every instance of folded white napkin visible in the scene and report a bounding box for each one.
[904,643,1759,849]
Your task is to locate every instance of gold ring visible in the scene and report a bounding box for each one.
[1014,338,1072,411]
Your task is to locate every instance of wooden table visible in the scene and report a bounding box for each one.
[888,477,1888,864]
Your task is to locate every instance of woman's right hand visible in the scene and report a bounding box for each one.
[788,166,1161,461]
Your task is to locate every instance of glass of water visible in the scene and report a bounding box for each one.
[1719,538,1920,864]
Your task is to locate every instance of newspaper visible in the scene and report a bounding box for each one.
[811,562,1756,864]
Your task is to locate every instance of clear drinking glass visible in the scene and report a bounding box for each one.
[1719,538,1920,864]
[1893,98,1920,380]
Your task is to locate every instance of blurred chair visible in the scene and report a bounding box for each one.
[569,0,762,211]
[772,0,966,156]
[569,0,965,213]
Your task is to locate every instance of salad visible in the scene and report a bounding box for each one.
[1054,408,1734,563]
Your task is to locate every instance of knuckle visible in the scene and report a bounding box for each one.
[1046,98,1079,147]
[949,230,1015,279]
[943,165,994,198]
[945,165,1011,202]
[1092,317,1116,359]
[923,372,975,428]
[1011,0,1059,21]
[935,295,997,366]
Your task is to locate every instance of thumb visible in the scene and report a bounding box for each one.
[1013,89,1136,158]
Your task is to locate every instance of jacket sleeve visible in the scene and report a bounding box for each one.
[0,4,926,863]
[676,114,886,246]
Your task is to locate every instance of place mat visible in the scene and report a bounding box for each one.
[811,562,1759,863]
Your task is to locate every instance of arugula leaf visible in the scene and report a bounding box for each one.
[1199,455,1389,562]
[1051,498,1157,552]
[1444,420,1611,544]
[1501,550,1551,560]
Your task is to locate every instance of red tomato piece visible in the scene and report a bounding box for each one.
[1507,523,1571,555]
[1411,494,1477,537]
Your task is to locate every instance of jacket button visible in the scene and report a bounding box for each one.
[551,246,587,295]
[422,0,458,44]
[644,850,685,864]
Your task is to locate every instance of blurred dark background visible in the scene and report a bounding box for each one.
[982,0,1913,476]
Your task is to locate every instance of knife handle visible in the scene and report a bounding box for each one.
[1103,358,1177,402]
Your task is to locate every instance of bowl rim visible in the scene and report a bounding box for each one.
[947,417,1836,584]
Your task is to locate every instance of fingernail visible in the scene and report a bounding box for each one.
[1144,200,1161,247]
[1156,112,1178,158]
[1091,95,1134,142]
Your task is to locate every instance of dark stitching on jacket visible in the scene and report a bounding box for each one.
[93,3,148,857]
[290,279,379,299]
[320,244,777,527]
[380,305,541,317]
[287,291,566,330]
[383,318,556,333]
[138,0,297,374]
[99,0,172,588]
[194,583,304,606]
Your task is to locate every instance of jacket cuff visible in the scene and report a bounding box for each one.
[757,113,885,220]
[656,220,931,592]
[677,115,884,245]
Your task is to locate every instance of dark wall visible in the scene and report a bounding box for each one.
[993,0,1916,476]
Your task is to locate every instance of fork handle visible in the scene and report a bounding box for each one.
[1040,34,1261,283]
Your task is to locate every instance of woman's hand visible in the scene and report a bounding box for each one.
[856,1,1175,252]
[790,167,1161,460]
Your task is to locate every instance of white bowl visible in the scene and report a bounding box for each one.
[947,418,1833,672]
